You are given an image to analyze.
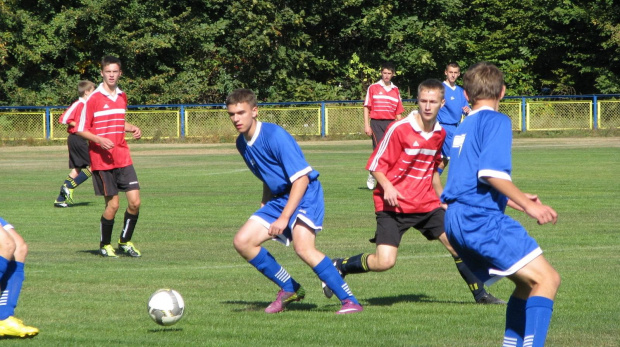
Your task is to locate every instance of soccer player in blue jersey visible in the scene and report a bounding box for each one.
[227,88,363,314]
[0,218,38,338]
[436,62,470,175]
[441,62,560,347]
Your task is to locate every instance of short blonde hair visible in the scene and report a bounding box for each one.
[77,80,96,97]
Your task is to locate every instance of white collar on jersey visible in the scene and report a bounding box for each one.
[377,79,397,92]
[246,121,262,146]
[443,80,458,91]
[467,106,495,117]
[407,111,441,140]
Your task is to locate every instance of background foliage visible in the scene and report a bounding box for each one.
[1,0,619,106]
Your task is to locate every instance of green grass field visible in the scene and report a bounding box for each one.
[0,138,618,346]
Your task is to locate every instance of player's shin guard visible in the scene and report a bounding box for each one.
[120,210,139,243]
[524,296,554,347]
[100,216,115,247]
[503,296,526,347]
[314,256,359,304]
[340,253,370,275]
[249,247,298,292]
[453,256,486,299]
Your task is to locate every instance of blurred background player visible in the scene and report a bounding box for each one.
[54,80,96,208]
[75,56,143,258]
[0,218,38,338]
[363,62,405,189]
[436,62,470,175]
[441,62,560,346]
[227,88,362,314]
[324,79,504,304]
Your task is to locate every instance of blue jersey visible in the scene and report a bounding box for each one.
[236,121,319,196]
[437,82,469,126]
[440,106,512,211]
[0,217,12,229]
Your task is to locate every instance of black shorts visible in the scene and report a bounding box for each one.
[92,165,140,197]
[370,119,395,149]
[67,133,90,169]
[370,208,445,247]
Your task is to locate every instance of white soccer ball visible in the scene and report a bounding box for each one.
[147,289,185,326]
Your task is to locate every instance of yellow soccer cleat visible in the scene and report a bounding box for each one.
[0,316,39,338]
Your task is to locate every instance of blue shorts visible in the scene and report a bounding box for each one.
[441,123,458,159]
[0,217,13,230]
[444,202,542,286]
[249,179,325,246]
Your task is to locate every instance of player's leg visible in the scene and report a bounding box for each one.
[436,232,505,304]
[117,189,141,257]
[292,223,362,314]
[0,224,37,337]
[234,219,303,313]
[506,255,560,347]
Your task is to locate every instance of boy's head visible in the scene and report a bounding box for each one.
[225,88,258,109]
[416,79,445,122]
[78,80,96,98]
[444,62,461,85]
[462,62,505,105]
[100,56,122,89]
[226,89,258,136]
[380,62,396,84]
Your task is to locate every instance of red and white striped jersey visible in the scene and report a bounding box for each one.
[76,84,132,170]
[59,97,87,134]
[364,80,405,120]
[366,112,445,213]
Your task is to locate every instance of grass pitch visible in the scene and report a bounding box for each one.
[0,138,618,346]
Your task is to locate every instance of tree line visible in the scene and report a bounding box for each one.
[1,0,618,107]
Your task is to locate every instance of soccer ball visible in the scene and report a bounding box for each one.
[147,289,185,326]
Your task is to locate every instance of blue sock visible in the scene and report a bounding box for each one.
[74,169,92,186]
[248,247,297,292]
[313,256,358,304]
[0,261,23,319]
[504,296,527,347]
[524,296,554,347]
[0,257,11,320]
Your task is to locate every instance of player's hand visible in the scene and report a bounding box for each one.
[364,125,373,136]
[462,106,471,114]
[383,185,403,207]
[131,126,142,139]
[524,204,558,225]
[98,137,115,150]
[268,218,287,236]
[440,202,448,210]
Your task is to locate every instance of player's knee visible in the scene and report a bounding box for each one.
[0,236,16,258]
[374,257,396,271]
[13,240,28,261]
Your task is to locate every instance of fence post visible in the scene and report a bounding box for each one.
[180,105,185,138]
[521,97,527,132]
[592,95,598,130]
[46,107,51,139]
[320,102,326,137]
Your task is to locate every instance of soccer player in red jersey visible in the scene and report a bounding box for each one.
[75,56,143,258]
[54,80,96,208]
[324,79,504,304]
[363,62,405,189]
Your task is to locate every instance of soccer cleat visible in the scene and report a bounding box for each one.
[99,244,119,258]
[61,185,75,204]
[118,241,141,257]
[336,299,363,314]
[0,316,39,338]
[322,258,345,299]
[264,286,306,313]
[366,173,376,190]
[476,293,506,305]
[54,200,68,208]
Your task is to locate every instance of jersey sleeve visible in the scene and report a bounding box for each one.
[478,114,513,182]
[363,85,373,109]
[395,90,405,115]
[76,97,95,132]
[272,127,315,183]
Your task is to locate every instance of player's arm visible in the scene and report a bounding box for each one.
[125,122,142,139]
[372,171,403,207]
[363,106,372,136]
[431,172,448,210]
[486,177,557,225]
[268,175,309,236]
[76,130,114,150]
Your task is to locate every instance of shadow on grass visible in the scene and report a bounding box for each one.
[222,300,317,312]
[147,328,183,333]
[364,293,469,306]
